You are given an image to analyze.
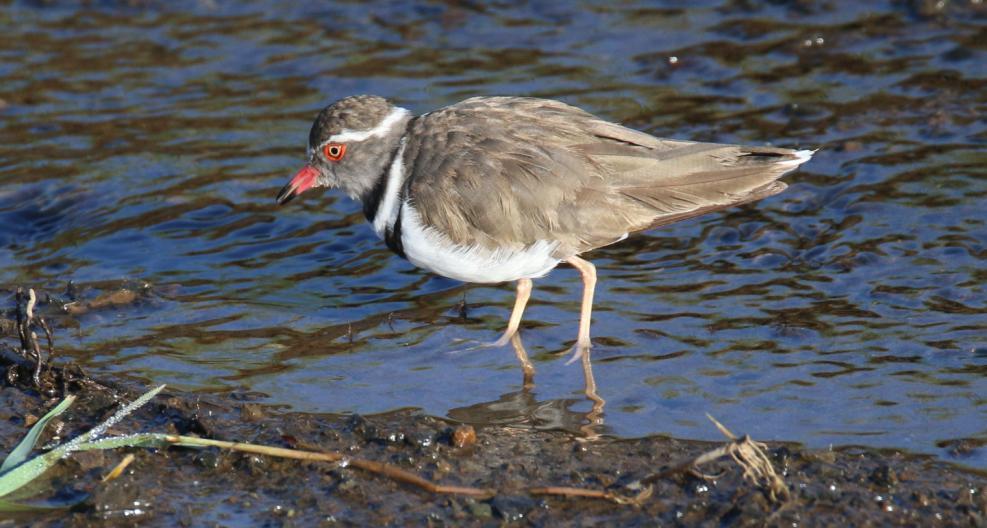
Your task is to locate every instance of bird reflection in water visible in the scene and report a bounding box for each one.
[451,333,605,439]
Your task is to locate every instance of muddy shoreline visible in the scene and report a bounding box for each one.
[2,299,985,526]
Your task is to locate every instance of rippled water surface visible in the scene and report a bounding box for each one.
[1,1,985,466]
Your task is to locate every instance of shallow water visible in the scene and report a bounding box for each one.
[1,1,984,466]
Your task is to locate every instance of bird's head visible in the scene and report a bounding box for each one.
[276,95,411,205]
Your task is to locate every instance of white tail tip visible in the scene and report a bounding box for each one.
[778,148,816,169]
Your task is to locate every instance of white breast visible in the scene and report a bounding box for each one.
[399,202,561,284]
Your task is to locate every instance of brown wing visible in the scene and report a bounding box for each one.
[403,97,805,258]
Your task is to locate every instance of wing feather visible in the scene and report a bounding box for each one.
[403,97,809,257]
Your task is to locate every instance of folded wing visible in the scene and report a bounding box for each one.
[403,97,811,258]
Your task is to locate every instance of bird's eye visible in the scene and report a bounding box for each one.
[322,143,346,162]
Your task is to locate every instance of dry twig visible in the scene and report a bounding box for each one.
[644,415,789,502]
[529,485,654,505]
[101,454,136,483]
[161,435,495,499]
[704,414,790,502]
[12,288,52,386]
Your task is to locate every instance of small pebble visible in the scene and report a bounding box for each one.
[870,464,898,488]
[453,424,476,448]
[240,403,265,422]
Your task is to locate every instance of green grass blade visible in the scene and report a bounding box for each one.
[0,496,53,512]
[0,496,37,512]
[71,385,166,446]
[0,385,166,500]
[74,433,173,451]
[0,432,173,499]
[0,495,87,512]
[0,445,70,498]
[0,395,77,474]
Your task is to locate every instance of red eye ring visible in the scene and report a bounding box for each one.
[322,143,346,162]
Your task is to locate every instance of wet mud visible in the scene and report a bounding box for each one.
[2,289,986,526]
[1,0,983,461]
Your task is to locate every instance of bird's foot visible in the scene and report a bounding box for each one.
[449,333,536,385]
[447,334,512,355]
[466,329,517,350]
[486,332,515,349]
[564,339,592,366]
[446,337,483,354]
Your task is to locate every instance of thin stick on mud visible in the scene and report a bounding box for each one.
[13,288,27,354]
[101,454,135,483]
[38,317,55,373]
[26,290,43,386]
[24,288,35,321]
[347,458,493,498]
[529,485,654,505]
[13,288,46,386]
[161,435,495,499]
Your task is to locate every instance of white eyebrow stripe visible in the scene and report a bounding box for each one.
[316,106,411,151]
[373,137,408,237]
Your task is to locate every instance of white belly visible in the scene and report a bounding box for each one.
[399,202,561,284]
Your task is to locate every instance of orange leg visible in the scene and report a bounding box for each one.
[492,278,532,347]
[564,255,596,364]
[565,256,604,437]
